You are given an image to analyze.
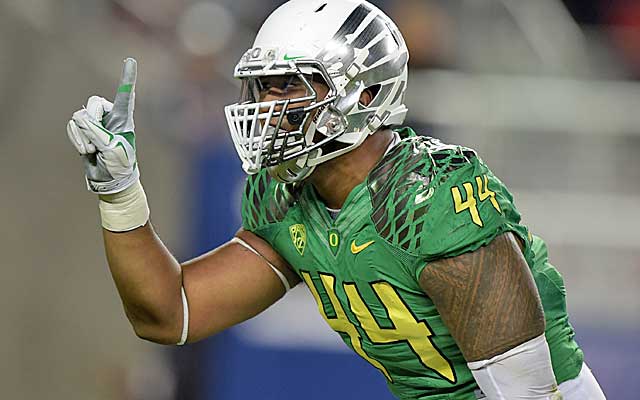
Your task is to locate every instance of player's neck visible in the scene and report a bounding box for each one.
[308,129,395,210]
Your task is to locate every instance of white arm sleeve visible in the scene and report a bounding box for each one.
[467,334,563,400]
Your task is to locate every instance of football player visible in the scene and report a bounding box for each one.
[66,0,607,399]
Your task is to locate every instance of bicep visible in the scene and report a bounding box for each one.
[182,229,300,343]
[419,232,545,362]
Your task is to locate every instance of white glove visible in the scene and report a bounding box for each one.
[67,58,139,195]
[67,58,149,232]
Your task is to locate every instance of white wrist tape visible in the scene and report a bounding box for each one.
[177,285,189,346]
[230,237,291,292]
[98,180,150,232]
[467,334,562,400]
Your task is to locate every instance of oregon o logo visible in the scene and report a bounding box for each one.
[329,232,339,247]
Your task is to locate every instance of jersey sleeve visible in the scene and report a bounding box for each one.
[413,154,529,279]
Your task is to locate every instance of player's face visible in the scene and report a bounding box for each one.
[257,75,330,132]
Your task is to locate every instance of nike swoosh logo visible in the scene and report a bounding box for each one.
[351,240,375,254]
[284,54,305,61]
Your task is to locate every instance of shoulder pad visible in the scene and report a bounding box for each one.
[241,170,302,232]
[367,136,479,253]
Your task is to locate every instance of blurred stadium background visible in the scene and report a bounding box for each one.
[1,0,638,398]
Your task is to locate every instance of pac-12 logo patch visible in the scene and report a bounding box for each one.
[289,224,307,256]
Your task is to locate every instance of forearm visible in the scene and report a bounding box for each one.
[102,221,183,344]
[67,59,294,346]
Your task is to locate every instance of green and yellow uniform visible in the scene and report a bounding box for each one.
[241,127,583,400]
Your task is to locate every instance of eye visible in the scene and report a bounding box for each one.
[258,76,303,93]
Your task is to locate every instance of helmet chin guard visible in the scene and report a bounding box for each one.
[267,148,321,183]
[225,0,409,183]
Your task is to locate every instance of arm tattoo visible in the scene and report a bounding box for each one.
[419,233,545,362]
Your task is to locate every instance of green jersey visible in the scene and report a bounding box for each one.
[241,127,583,400]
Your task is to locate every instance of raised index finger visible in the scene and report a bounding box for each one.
[113,58,137,110]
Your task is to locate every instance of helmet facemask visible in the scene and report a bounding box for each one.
[225,60,345,183]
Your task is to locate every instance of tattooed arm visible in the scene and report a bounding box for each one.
[419,232,545,361]
[420,232,561,398]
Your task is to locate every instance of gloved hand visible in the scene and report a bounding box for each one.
[67,58,139,194]
[67,58,149,232]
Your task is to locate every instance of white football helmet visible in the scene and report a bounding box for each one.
[225,0,409,183]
